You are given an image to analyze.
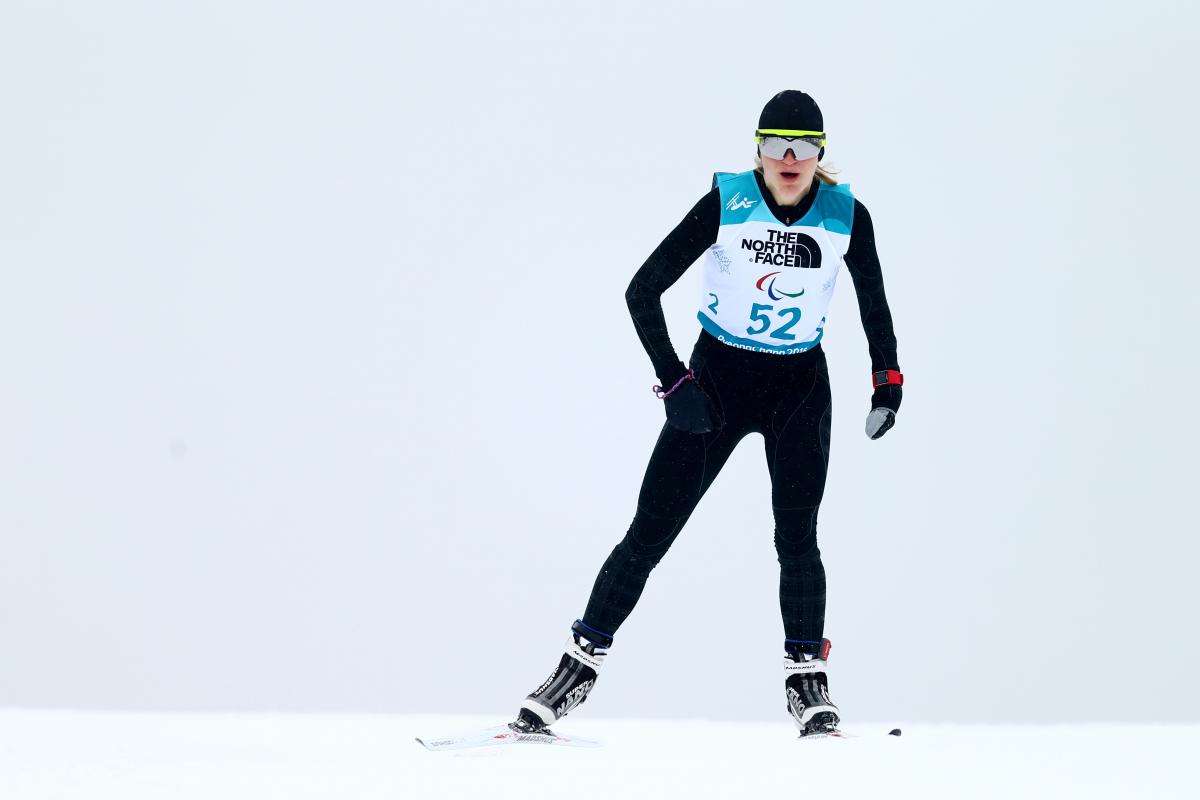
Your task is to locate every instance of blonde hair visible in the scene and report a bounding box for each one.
[753,154,840,185]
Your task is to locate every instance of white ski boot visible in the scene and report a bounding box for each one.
[513,620,611,733]
[784,638,840,736]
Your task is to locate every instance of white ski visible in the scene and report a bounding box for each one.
[798,727,903,740]
[416,723,601,751]
[799,729,853,740]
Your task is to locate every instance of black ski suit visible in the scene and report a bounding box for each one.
[580,171,900,646]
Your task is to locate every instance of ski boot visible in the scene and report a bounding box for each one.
[784,638,840,736]
[513,620,611,733]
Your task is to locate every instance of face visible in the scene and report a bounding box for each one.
[760,147,818,205]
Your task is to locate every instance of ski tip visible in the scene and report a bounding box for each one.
[888,728,902,737]
[415,736,428,749]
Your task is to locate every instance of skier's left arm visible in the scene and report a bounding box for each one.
[843,198,903,440]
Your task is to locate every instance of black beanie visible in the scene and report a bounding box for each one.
[758,90,825,160]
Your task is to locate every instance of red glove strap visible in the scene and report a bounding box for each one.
[872,369,904,389]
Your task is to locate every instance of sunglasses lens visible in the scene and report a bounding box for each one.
[758,136,823,160]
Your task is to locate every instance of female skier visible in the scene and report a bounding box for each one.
[514,90,903,737]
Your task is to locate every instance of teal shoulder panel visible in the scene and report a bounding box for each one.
[818,181,855,236]
[712,171,737,189]
[715,170,764,226]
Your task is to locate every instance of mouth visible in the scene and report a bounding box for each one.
[780,171,800,180]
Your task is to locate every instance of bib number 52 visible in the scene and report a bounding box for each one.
[746,303,802,340]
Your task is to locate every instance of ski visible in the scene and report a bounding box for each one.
[798,727,903,740]
[415,721,601,751]
[799,729,852,739]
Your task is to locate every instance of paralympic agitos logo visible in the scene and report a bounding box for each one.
[741,230,822,269]
[756,271,805,300]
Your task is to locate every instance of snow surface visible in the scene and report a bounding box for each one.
[1,710,1196,799]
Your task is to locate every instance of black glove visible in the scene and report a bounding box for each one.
[865,384,902,440]
[655,368,722,434]
[665,380,722,433]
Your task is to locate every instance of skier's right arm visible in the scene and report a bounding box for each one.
[624,188,721,387]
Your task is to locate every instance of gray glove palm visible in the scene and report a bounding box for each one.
[865,408,896,440]
[865,384,902,440]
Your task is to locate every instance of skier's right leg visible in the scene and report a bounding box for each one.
[517,352,747,730]
[581,406,747,635]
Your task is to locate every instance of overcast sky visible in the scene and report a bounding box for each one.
[1,0,1197,722]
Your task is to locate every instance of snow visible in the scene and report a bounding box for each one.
[1,710,1196,799]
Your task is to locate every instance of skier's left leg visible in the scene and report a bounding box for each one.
[762,350,837,734]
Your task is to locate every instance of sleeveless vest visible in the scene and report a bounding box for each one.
[698,170,855,354]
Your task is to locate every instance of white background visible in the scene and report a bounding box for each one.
[1,0,1197,724]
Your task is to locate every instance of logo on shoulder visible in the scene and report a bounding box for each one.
[725,192,756,211]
